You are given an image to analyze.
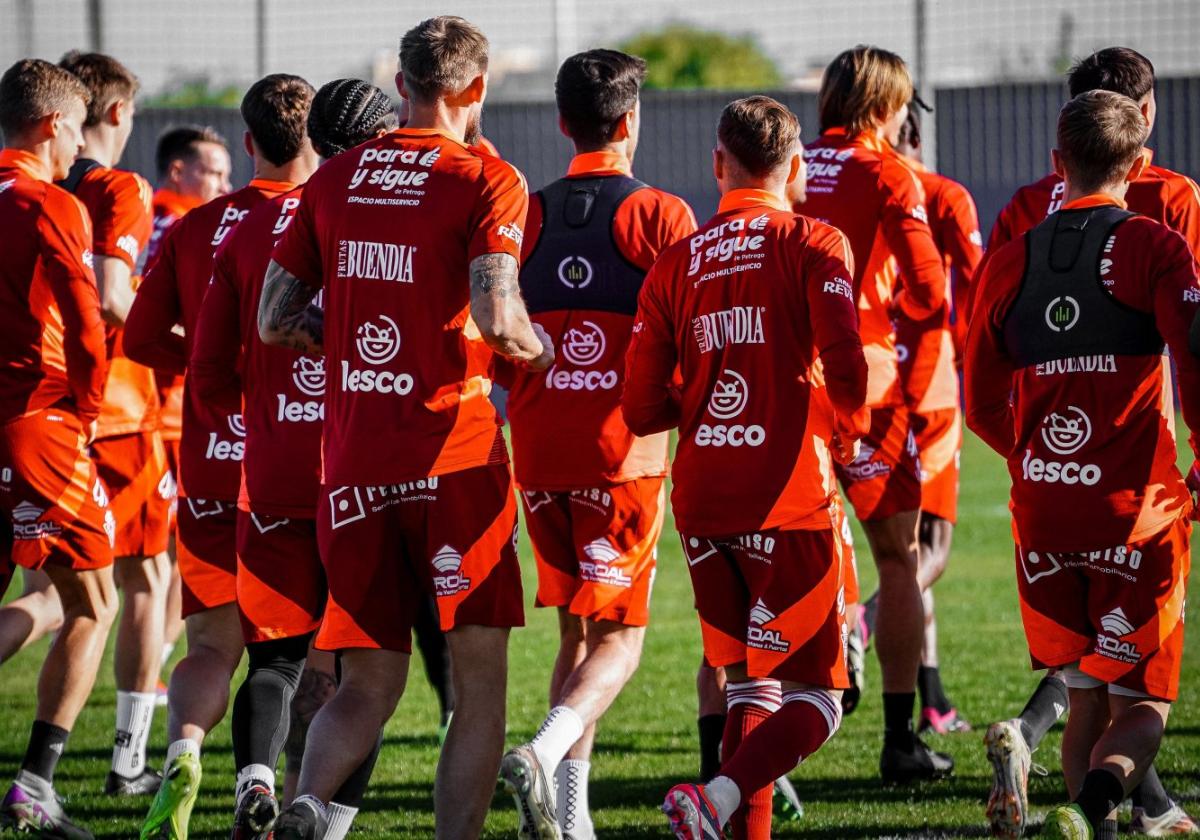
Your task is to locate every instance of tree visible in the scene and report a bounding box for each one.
[620,24,782,90]
[141,75,243,108]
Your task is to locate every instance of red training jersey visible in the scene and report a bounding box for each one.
[0,149,107,424]
[623,189,868,535]
[71,165,158,439]
[801,128,946,409]
[895,162,983,413]
[271,127,528,486]
[504,151,697,489]
[190,186,324,517]
[965,195,1200,550]
[125,179,298,499]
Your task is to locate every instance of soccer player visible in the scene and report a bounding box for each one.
[966,89,1200,840]
[798,46,952,782]
[890,101,982,735]
[187,77,397,840]
[625,94,868,840]
[981,47,1200,839]
[0,57,118,837]
[496,48,695,840]
[260,17,551,840]
[57,50,174,797]
[126,73,319,840]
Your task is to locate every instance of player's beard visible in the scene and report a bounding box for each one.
[464,108,482,146]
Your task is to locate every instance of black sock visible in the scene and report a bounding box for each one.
[917,665,952,714]
[21,720,69,783]
[1074,768,1125,829]
[883,692,916,749]
[1017,674,1069,749]
[332,730,382,808]
[1098,818,1118,840]
[232,634,309,772]
[413,596,455,717]
[698,714,725,782]
[1131,764,1173,818]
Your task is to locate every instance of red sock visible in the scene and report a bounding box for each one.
[721,681,779,840]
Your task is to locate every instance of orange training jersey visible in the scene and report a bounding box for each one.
[896,163,983,413]
[505,151,697,489]
[70,165,157,439]
[146,187,200,269]
[966,196,1200,550]
[801,128,946,409]
[271,128,529,486]
[0,149,107,424]
[623,189,867,536]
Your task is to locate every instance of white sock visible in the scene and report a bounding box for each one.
[555,759,593,837]
[529,705,585,777]
[165,738,200,768]
[14,769,52,797]
[235,763,275,802]
[293,794,328,821]
[706,775,741,826]
[112,690,156,777]
[325,802,359,840]
[160,642,175,668]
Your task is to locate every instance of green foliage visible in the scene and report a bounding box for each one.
[141,76,243,109]
[621,24,782,90]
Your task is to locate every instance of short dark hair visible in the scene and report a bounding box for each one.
[0,58,91,137]
[155,125,227,178]
[819,45,912,135]
[1057,90,1148,194]
[1068,47,1155,101]
[399,16,489,104]
[897,105,921,149]
[307,79,398,159]
[718,95,800,177]
[555,49,647,148]
[57,51,138,127]
[240,74,315,167]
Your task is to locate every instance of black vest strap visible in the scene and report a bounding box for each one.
[57,158,102,194]
[1003,205,1163,367]
[519,175,649,316]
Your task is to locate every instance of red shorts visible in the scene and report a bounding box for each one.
[835,404,922,522]
[1016,516,1190,701]
[316,464,524,653]
[0,409,114,572]
[236,511,325,643]
[522,478,664,627]
[91,430,175,558]
[833,494,860,606]
[163,438,181,531]
[680,525,849,687]
[177,496,238,617]
[911,407,961,523]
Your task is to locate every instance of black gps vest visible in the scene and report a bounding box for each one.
[519,175,649,316]
[1002,205,1163,367]
[57,157,103,194]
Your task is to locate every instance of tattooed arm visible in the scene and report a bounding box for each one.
[258,259,324,353]
[469,252,554,370]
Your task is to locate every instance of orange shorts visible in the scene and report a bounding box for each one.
[911,407,961,523]
[1016,516,1190,701]
[91,431,175,558]
[0,409,114,572]
[236,511,325,643]
[177,496,237,617]
[316,464,524,653]
[835,404,922,522]
[680,525,849,688]
[833,494,860,606]
[522,478,664,627]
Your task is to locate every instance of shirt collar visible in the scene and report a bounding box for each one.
[717,188,789,214]
[822,126,889,154]
[155,187,203,214]
[0,148,52,182]
[567,151,632,177]
[247,178,298,192]
[1062,193,1128,211]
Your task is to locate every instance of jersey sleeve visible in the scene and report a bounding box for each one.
[1144,225,1200,460]
[271,180,325,289]
[987,199,1018,253]
[469,156,529,263]
[879,159,946,321]
[90,170,152,270]
[940,179,985,345]
[188,239,244,415]
[804,223,868,426]
[622,256,681,436]
[1164,174,1200,268]
[124,223,188,374]
[38,193,107,420]
[615,190,699,271]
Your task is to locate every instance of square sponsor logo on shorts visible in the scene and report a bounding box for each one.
[328,487,367,530]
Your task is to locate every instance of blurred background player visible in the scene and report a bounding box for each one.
[127,73,319,840]
[887,98,981,735]
[625,95,868,840]
[0,57,118,838]
[497,48,695,840]
[260,16,552,840]
[981,46,1200,839]
[186,77,397,840]
[57,50,174,798]
[966,89,1200,840]
[799,45,952,783]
